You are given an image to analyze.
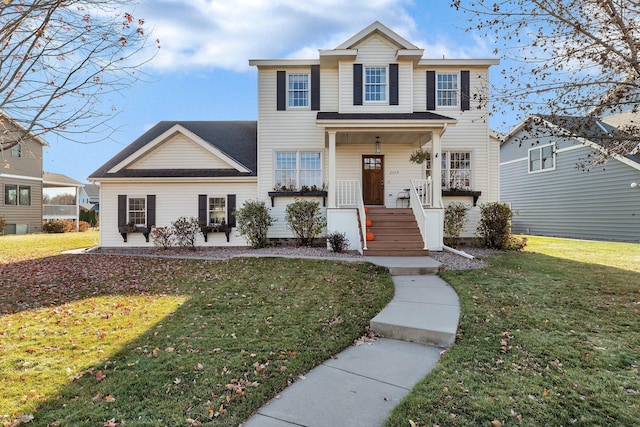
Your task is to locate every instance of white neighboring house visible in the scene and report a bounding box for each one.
[43,172,83,230]
[89,22,500,253]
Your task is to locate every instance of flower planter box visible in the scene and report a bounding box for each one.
[200,225,231,242]
[118,225,152,243]
[442,190,482,206]
[267,191,328,207]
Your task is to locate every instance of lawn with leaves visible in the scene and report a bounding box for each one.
[0,231,99,264]
[386,236,640,426]
[0,237,394,426]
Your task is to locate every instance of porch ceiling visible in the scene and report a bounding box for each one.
[334,131,428,146]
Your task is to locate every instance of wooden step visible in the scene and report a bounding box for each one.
[363,248,429,257]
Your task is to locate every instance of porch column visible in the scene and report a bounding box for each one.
[328,130,337,208]
[432,130,443,208]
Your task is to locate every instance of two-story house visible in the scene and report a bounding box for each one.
[90,22,500,253]
[0,113,47,234]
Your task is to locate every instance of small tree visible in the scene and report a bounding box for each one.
[80,209,98,227]
[171,217,200,249]
[444,202,470,247]
[151,226,174,250]
[285,199,327,247]
[476,202,527,250]
[234,200,274,248]
[326,231,350,253]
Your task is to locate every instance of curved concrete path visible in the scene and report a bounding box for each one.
[242,256,460,427]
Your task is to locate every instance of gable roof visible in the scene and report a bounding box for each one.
[43,172,84,187]
[89,121,257,180]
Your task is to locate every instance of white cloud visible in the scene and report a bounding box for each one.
[136,0,493,72]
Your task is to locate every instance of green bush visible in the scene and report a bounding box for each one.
[42,219,74,233]
[285,199,327,247]
[326,231,349,253]
[234,200,274,248]
[444,202,470,247]
[79,209,98,227]
[171,217,200,249]
[476,202,527,250]
[151,226,174,249]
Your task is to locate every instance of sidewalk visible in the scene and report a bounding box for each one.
[242,256,460,427]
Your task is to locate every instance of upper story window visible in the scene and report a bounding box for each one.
[364,66,387,102]
[288,74,309,108]
[437,73,459,107]
[11,143,22,158]
[128,197,146,226]
[529,144,555,173]
[275,151,322,190]
[4,184,31,206]
[208,196,226,226]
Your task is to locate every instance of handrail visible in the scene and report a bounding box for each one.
[336,180,367,250]
[410,180,429,249]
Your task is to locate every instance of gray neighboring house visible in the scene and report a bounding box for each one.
[500,114,640,242]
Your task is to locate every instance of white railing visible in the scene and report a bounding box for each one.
[411,177,433,208]
[336,180,367,250]
[43,204,77,217]
[409,181,429,250]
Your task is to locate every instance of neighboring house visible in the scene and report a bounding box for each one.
[42,172,84,229]
[90,22,500,252]
[79,183,100,212]
[500,114,640,242]
[0,114,47,234]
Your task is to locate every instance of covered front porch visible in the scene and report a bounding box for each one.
[316,112,456,254]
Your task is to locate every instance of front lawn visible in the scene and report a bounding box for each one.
[0,231,99,264]
[386,236,640,426]
[0,235,394,426]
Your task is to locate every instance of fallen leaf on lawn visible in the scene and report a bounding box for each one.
[91,393,104,401]
[543,388,549,397]
[105,394,116,403]
[152,347,160,357]
[409,421,417,427]
[95,370,106,381]
[174,377,181,384]
[165,347,175,353]
[103,419,118,427]
[185,418,202,426]
[279,366,287,372]
[491,420,502,427]
[194,363,204,371]
[10,414,34,426]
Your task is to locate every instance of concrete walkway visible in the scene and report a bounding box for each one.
[242,256,460,427]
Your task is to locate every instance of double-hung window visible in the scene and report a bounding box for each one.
[128,197,146,226]
[364,66,387,102]
[529,144,555,173]
[437,73,459,107]
[288,74,309,108]
[208,197,226,225]
[11,143,22,158]
[4,184,30,205]
[425,151,472,189]
[275,151,322,190]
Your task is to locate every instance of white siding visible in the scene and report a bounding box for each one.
[130,135,232,170]
[99,181,257,247]
[321,67,339,112]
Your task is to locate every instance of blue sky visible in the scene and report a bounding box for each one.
[44,0,506,183]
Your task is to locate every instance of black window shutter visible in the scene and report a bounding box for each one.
[353,64,363,105]
[389,63,399,105]
[461,70,470,111]
[146,195,156,227]
[198,194,207,225]
[277,70,286,111]
[311,65,320,111]
[118,195,127,226]
[227,194,236,227]
[426,71,436,110]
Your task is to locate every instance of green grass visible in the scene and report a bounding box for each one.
[386,236,640,426]
[0,234,394,426]
[0,231,99,263]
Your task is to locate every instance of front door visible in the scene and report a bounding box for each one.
[362,155,384,205]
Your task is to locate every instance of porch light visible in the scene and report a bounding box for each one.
[375,136,381,153]
[632,182,639,189]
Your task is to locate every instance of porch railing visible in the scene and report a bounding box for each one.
[43,204,77,218]
[336,180,367,250]
[410,180,429,249]
[411,177,433,208]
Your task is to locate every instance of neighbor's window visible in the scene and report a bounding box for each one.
[364,66,387,102]
[437,73,459,107]
[128,197,146,226]
[11,143,22,158]
[288,74,309,107]
[529,144,555,173]
[4,184,30,205]
[425,151,472,189]
[275,151,322,190]
[209,197,226,225]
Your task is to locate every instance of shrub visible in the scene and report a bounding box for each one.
[151,226,174,249]
[476,202,526,250]
[0,216,6,234]
[234,200,274,248]
[285,199,327,247]
[444,202,470,247]
[171,216,200,249]
[78,221,90,232]
[80,209,98,227]
[42,219,74,233]
[326,231,350,253]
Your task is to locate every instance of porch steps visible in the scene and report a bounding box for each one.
[363,207,428,257]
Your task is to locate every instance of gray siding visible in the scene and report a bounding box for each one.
[1,177,43,234]
[500,135,640,242]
